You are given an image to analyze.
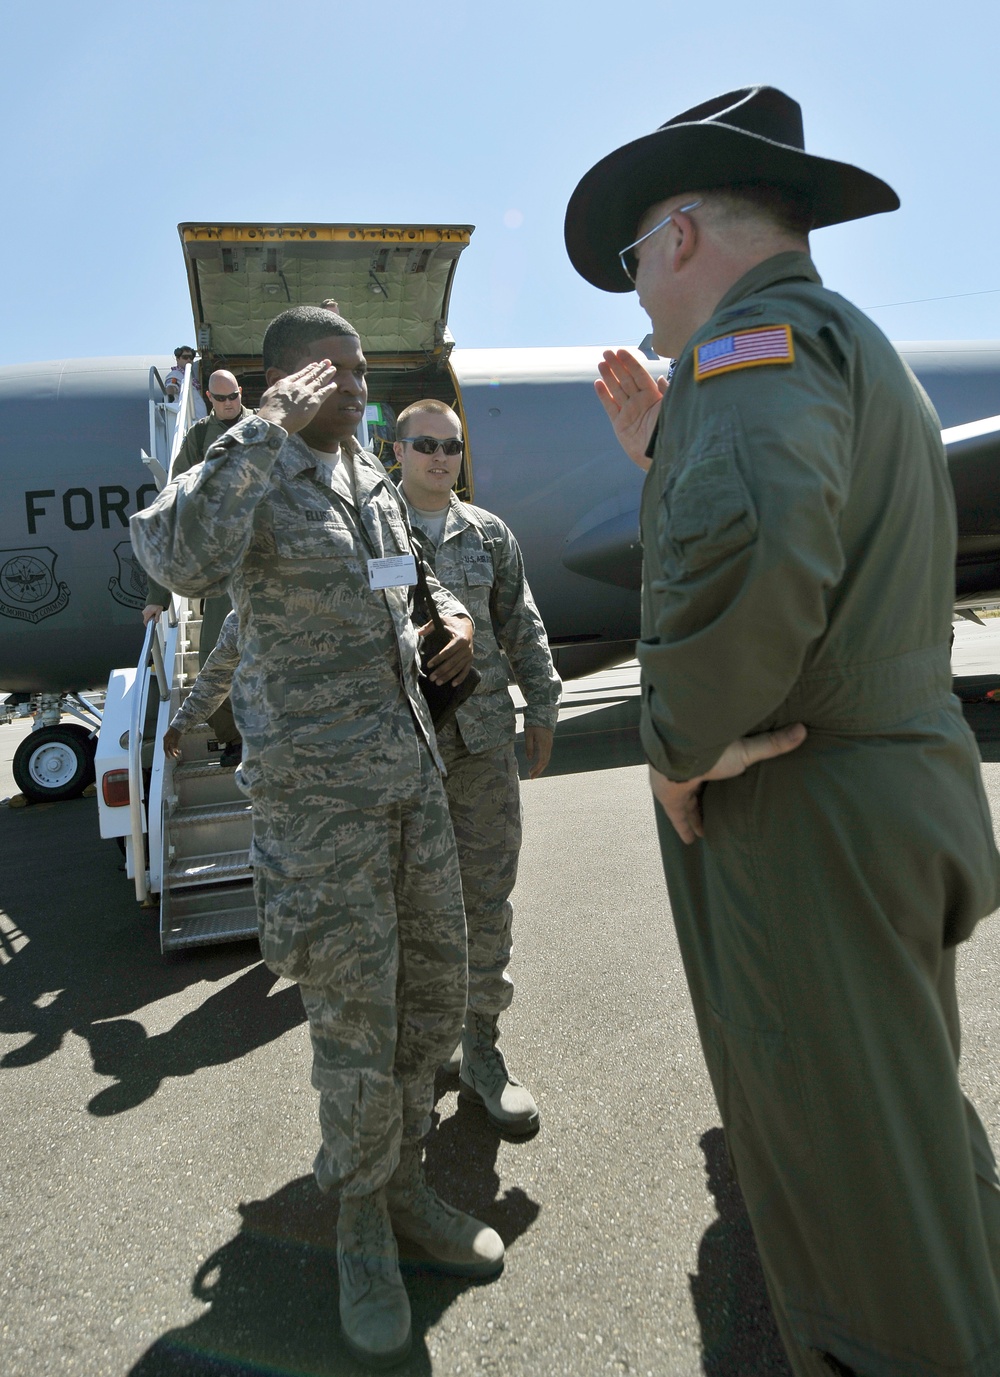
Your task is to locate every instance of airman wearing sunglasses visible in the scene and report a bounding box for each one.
[142,369,257,756]
[163,345,208,417]
[394,400,561,1137]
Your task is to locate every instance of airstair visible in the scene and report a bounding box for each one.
[97,359,256,953]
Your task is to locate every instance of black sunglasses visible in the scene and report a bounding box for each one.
[177,353,195,361]
[209,390,240,402]
[401,436,464,456]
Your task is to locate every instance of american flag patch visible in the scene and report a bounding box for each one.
[694,324,794,381]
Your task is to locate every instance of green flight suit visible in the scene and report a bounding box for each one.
[640,251,1000,1376]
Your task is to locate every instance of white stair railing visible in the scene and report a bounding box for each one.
[127,357,202,903]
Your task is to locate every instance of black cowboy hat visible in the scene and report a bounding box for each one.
[564,85,899,293]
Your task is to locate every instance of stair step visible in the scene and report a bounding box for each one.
[161,880,257,952]
[167,851,252,888]
[166,796,251,861]
[174,759,238,779]
[169,800,252,828]
[172,758,247,808]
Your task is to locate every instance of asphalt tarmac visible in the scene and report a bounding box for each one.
[4,629,1000,1377]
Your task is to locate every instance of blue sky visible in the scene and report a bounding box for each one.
[3,1,999,365]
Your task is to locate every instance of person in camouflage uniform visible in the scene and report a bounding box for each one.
[393,400,561,1136]
[131,308,504,1369]
[161,609,240,760]
[143,369,255,760]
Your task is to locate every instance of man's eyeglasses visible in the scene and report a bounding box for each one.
[177,353,195,362]
[618,199,703,284]
[209,390,240,402]
[400,436,464,457]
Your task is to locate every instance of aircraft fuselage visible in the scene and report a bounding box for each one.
[2,341,1000,694]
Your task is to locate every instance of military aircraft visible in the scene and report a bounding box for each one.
[2,221,1000,807]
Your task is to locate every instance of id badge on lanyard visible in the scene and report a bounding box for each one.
[367,554,418,591]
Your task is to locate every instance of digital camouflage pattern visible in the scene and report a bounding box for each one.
[131,414,471,1197]
[131,415,470,874]
[435,718,520,1015]
[407,494,559,1016]
[145,405,255,611]
[265,747,467,1197]
[408,495,561,753]
[168,608,239,736]
[642,251,1000,1376]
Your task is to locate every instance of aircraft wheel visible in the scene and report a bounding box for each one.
[58,722,98,764]
[13,726,96,803]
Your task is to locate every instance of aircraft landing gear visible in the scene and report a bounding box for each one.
[13,724,97,802]
[5,693,103,803]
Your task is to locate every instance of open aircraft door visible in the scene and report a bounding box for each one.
[179,221,477,493]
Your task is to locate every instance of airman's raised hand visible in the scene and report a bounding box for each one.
[258,359,341,435]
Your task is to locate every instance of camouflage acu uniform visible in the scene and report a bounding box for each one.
[147,406,256,746]
[406,493,560,1016]
[131,414,470,1198]
[168,609,240,736]
[145,405,255,622]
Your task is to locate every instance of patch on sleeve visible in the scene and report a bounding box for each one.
[694,325,794,382]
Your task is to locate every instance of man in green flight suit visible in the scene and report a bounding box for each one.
[565,86,1000,1376]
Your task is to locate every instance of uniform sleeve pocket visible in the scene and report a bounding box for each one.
[660,406,757,574]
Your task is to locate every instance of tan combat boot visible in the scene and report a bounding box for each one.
[337,1187,411,1369]
[387,1143,505,1278]
[459,1010,539,1136]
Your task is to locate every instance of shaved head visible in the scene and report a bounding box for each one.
[206,369,243,421]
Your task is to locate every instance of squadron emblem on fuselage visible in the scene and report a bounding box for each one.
[108,541,149,611]
[0,547,70,623]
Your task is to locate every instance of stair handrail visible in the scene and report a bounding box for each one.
[168,357,200,479]
[128,620,155,902]
[127,614,171,904]
[130,361,201,904]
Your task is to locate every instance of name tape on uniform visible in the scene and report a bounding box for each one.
[694,325,794,382]
[367,554,418,590]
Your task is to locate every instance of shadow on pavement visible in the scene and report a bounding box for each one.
[127,1107,540,1377]
[0,798,304,1112]
[425,1078,541,1238]
[518,679,1000,776]
[690,1128,791,1376]
[517,694,645,778]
